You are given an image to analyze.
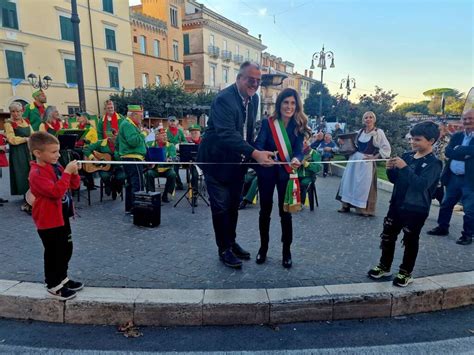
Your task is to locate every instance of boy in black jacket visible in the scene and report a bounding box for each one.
[368,121,442,287]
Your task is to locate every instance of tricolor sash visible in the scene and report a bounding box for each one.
[268,118,302,213]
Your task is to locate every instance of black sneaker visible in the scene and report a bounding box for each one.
[63,279,84,292]
[47,286,77,300]
[220,249,242,269]
[427,226,449,236]
[393,272,413,287]
[368,265,392,279]
[231,242,251,260]
[456,235,472,245]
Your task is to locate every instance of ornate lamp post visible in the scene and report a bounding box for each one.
[340,74,356,97]
[260,72,288,116]
[310,45,335,119]
[27,73,52,90]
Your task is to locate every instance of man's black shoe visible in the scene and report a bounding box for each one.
[220,249,242,269]
[162,194,170,203]
[427,226,449,236]
[238,200,249,210]
[456,236,472,245]
[0,198,8,203]
[232,243,251,260]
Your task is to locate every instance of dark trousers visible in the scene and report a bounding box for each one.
[257,167,292,248]
[174,164,183,188]
[438,174,474,237]
[205,173,244,253]
[38,218,73,289]
[122,158,144,212]
[379,206,428,275]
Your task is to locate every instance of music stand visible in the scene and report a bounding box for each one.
[174,144,209,213]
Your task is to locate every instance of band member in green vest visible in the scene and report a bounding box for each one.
[23,89,47,131]
[298,135,322,203]
[4,102,33,212]
[119,105,147,213]
[98,100,125,140]
[145,128,177,203]
[83,131,125,200]
[166,116,186,190]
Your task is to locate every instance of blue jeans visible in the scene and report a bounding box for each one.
[437,174,474,237]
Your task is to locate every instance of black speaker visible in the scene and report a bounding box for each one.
[132,191,161,227]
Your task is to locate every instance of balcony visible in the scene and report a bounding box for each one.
[208,45,220,58]
[233,54,244,64]
[221,50,232,62]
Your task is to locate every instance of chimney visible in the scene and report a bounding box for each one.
[309,70,313,78]
[304,69,308,77]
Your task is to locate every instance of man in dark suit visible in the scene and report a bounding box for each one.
[428,109,474,245]
[198,62,274,268]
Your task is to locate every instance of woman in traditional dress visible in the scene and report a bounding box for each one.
[4,102,33,212]
[337,111,391,216]
[254,88,310,268]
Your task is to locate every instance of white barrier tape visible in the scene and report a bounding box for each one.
[77,159,389,166]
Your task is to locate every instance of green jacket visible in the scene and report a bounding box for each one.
[298,148,321,179]
[118,118,146,159]
[97,113,125,140]
[166,128,186,145]
[23,103,47,131]
[83,138,120,161]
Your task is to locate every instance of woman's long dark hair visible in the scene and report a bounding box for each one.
[272,88,311,137]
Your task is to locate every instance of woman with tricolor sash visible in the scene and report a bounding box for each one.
[254,88,311,268]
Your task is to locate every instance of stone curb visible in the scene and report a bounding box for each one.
[0,271,472,326]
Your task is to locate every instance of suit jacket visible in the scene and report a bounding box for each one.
[197,84,258,182]
[440,131,474,189]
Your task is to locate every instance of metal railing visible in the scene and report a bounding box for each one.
[208,45,220,58]
[221,50,232,61]
[233,54,243,64]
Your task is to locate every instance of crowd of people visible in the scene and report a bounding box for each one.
[0,62,472,299]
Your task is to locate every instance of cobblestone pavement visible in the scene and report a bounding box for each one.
[0,166,471,289]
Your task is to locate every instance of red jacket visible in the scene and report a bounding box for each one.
[29,161,81,230]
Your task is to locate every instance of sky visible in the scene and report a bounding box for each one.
[129,0,473,105]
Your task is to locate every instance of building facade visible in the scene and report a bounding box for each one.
[0,0,135,116]
[130,0,184,87]
[294,69,318,105]
[182,0,266,93]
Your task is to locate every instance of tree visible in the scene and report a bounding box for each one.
[303,81,335,118]
[394,101,430,116]
[422,88,463,99]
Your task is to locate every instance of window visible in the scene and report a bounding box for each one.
[246,49,250,60]
[183,34,189,55]
[5,50,24,79]
[153,39,160,57]
[1,0,18,29]
[60,15,73,42]
[223,40,227,51]
[141,73,148,87]
[170,6,178,27]
[155,75,161,86]
[173,40,179,61]
[108,66,119,89]
[102,0,113,14]
[235,45,239,55]
[184,65,191,80]
[222,67,229,84]
[105,28,116,51]
[64,59,77,84]
[209,34,214,46]
[209,64,216,87]
[139,36,146,54]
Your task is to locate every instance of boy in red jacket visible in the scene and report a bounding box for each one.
[28,132,83,300]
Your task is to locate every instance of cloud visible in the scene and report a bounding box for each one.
[258,8,268,16]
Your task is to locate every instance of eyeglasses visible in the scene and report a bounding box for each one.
[246,77,261,85]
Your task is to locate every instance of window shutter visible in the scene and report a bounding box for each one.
[65,59,77,84]
[183,34,189,55]
[184,66,191,81]
[60,16,73,41]
[1,1,18,29]
[5,50,24,79]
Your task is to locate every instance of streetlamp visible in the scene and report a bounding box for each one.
[340,74,356,97]
[71,0,86,111]
[27,73,53,90]
[260,72,288,116]
[310,45,335,119]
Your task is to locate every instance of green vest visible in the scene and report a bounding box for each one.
[118,118,146,158]
[23,103,47,131]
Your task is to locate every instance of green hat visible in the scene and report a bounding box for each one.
[127,104,142,112]
[188,124,201,132]
[32,89,44,99]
